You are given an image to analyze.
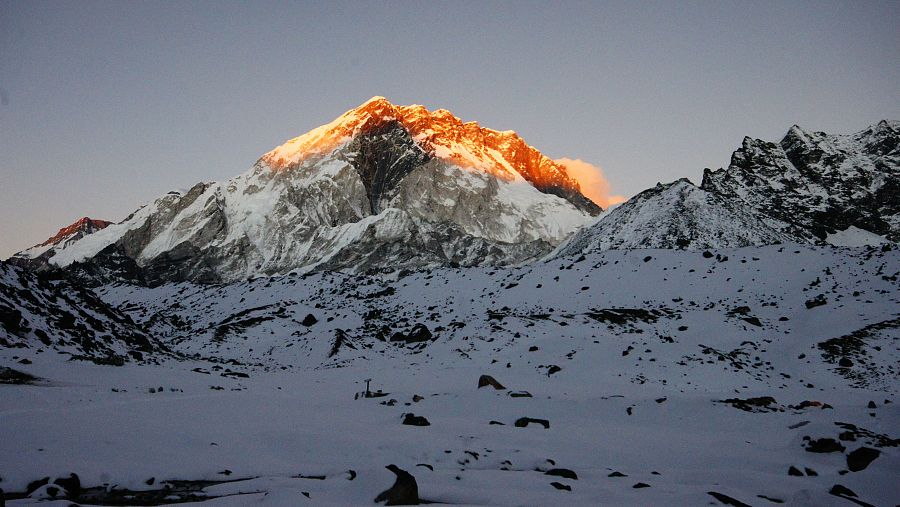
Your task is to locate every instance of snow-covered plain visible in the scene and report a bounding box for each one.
[2,245,899,506]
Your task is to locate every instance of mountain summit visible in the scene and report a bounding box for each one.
[264,97,600,214]
[11,97,600,284]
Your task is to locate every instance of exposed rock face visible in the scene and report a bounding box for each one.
[10,97,598,284]
[701,120,900,242]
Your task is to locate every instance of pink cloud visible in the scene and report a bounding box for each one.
[554,158,626,208]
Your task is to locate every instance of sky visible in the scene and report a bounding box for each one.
[1,0,898,258]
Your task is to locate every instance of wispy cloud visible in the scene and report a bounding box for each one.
[554,158,626,208]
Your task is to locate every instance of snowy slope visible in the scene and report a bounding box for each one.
[1,245,898,506]
[10,98,598,284]
[553,179,803,255]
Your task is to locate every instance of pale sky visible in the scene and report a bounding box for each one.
[1,0,898,258]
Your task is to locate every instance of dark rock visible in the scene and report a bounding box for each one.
[829,484,857,498]
[788,466,803,476]
[838,357,853,367]
[608,471,627,477]
[301,314,318,326]
[805,296,827,309]
[632,482,650,488]
[846,447,880,472]
[866,400,877,409]
[707,491,751,506]
[545,468,578,480]
[547,365,561,375]
[402,413,430,427]
[720,396,778,412]
[550,482,571,491]
[741,316,762,327]
[54,473,80,498]
[804,467,817,476]
[528,346,539,352]
[514,417,550,429]
[477,375,505,390]
[25,477,49,496]
[392,324,433,344]
[805,438,845,453]
[702,250,714,258]
[508,391,532,398]
[655,397,667,404]
[374,464,419,506]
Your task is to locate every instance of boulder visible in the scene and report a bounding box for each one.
[477,375,505,390]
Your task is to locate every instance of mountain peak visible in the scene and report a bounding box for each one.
[39,217,112,248]
[261,97,602,214]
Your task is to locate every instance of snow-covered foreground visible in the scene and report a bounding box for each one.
[2,245,899,506]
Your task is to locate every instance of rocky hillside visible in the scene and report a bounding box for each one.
[0,260,164,363]
[10,97,600,285]
[702,120,899,242]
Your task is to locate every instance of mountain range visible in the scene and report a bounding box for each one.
[2,100,898,506]
[9,100,897,287]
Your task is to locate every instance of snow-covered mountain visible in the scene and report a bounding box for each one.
[10,97,600,285]
[10,217,112,271]
[557,121,898,256]
[702,120,899,242]
[554,179,802,256]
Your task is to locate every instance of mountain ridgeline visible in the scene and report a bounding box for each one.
[556,120,898,256]
[10,97,601,285]
[8,98,899,284]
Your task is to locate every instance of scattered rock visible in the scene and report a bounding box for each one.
[477,375,505,390]
[829,484,857,498]
[707,491,751,506]
[719,396,779,412]
[301,314,318,326]
[374,464,419,506]
[805,296,827,309]
[550,482,571,491]
[846,447,880,472]
[805,438,845,453]
[391,324,433,344]
[514,417,550,429]
[508,391,532,398]
[402,413,431,427]
[544,468,577,480]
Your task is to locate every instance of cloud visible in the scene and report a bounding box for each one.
[554,158,626,208]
